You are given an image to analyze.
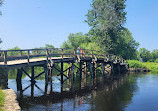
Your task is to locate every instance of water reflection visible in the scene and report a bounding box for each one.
[8,70,135,111]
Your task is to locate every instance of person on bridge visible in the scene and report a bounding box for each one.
[80,48,82,57]
[77,46,80,57]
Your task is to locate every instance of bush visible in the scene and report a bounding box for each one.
[128,60,158,73]
[128,60,147,68]
[154,58,158,63]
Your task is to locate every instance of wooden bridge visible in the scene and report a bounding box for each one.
[0,48,128,89]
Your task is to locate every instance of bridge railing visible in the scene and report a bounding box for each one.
[0,48,126,65]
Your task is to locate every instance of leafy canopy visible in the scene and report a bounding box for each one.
[61,32,91,49]
[85,0,139,59]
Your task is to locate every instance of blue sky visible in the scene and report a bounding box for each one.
[0,0,158,51]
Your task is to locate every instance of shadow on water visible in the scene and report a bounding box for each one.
[8,69,138,111]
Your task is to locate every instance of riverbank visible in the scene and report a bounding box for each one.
[0,88,5,111]
[2,89,20,111]
[128,60,158,73]
[128,68,150,73]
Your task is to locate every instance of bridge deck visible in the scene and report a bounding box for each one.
[0,57,74,69]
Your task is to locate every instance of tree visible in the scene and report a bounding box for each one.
[151,49,158,61]
[86,0,139,59]
[61,32,91,49]
[8,46,21,56]
[116,28,139,59]
[86,0,127,53]
[137,48,152,62]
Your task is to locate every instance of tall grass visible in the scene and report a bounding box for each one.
[0,88,5,111]
[128,60,158,73]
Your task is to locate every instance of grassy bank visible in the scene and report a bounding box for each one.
[0,88,5,111]
[128,60,158,73]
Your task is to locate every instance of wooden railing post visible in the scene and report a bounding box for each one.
[20,51,23,56]
[91,50,93,58]
[61,49,63,59]
[4,51,7,64]
[46,49,49,63]
[36,51,39,55]
[27,50,30,63]
[74,49,76,58]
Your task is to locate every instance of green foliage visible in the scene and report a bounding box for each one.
[128,60,158,73]
[154,58,158,63]
[137,48,152,62]
[116,28,139,59]
[145,62,158,73]
[84,0,139,59]
[33,44,55,55]
[7,46,22,56]
[151,49,158,61]
[86,0,126,52]
[61,32,91,49]
[128,60,147,69]
[0,88,4,110]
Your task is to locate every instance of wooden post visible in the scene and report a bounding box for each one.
[44,83,48,96]
[89,62,93,77]
[31,66,35,83]
[85,62,87,76]
[61,49,63,59]
[91,50,93,58]
[46,49,49,63]
[27,50,30,63]
[31,83,34,97]
[101,62,105,75]
[111,62,114,75]
[79,62,82,79]
[16,68,22,91]
[20,51,22,56]
[118,63,120,75]
[72,62,75,81]
[48,68,52,82]
[44,66,48,84]
[4,51,7,64]
[61,62,63,84]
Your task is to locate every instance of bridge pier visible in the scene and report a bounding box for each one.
[112,63,121,75]
[16,68,22,91]
[44,66,48,84]
[0,67,8,89]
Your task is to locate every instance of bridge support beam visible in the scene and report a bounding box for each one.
[16,68,22,91]
[0,67,8,89]
[61,62,64,85]
[79,62,82,79]
[101,62,105,75]
[113,63,121,75]
[89,62,93,77]
[44,66,48,84]
[71,62,75,81]
[31,66,35,83]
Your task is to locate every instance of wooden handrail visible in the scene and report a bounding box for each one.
[0,48,127,64]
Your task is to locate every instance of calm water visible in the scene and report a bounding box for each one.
[8,73,158,111]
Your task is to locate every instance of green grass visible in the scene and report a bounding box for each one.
[128,60,158,73]
[0,88,5,111]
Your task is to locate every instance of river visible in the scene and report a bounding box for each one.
[8,72,158,111]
